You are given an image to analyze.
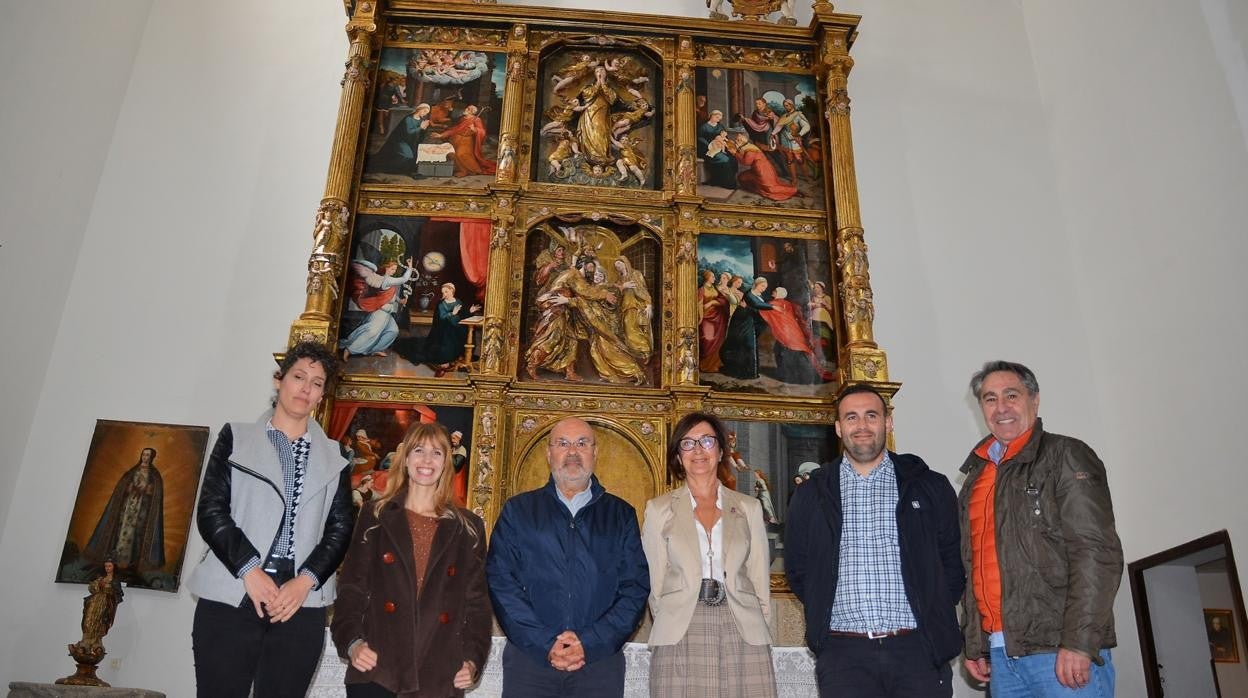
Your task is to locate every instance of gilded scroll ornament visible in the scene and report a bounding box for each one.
[709,404,834,422]
[387,25,508,47]
[700,216,821,235]
[360,198,490,214]
[694,44,812,71]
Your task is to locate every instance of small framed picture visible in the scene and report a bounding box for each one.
[1205,608,1240,663]
[56,420,210,592]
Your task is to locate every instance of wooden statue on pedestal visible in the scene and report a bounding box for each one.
[56,560,124,687]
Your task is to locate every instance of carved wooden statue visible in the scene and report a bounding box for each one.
[57,560,125,687]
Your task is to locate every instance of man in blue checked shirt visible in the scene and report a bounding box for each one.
[786,383,964,697]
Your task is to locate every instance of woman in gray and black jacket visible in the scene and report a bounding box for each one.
[186,342,354,698]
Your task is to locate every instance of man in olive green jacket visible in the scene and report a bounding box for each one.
[959,361,1123,697]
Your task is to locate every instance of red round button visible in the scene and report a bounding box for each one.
[447,565,457,577]
[438,612,450,624]
[384,601,397,613]
[382,552,395,564]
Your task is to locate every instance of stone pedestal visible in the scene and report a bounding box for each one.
[8,683,164,698]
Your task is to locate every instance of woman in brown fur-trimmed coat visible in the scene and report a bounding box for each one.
[331,422,492,697]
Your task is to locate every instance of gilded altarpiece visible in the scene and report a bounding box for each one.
[289,2,894,638]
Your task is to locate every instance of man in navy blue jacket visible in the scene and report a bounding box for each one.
[785,384,964,697]
[486,416,649,697]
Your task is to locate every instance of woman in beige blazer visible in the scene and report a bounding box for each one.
[642,412,776,697]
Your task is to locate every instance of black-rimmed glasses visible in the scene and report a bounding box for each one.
[677,435,719,452]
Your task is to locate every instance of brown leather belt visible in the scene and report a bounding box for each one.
[826,628,915,640]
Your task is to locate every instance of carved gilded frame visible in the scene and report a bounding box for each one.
[289,2,890,605]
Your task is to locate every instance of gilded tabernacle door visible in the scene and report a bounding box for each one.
[285,2,895,607]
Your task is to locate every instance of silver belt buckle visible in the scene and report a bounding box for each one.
[867,629,887,640]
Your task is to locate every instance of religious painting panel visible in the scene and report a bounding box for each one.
[697,233,838,396]
[56,420,210,592]
[695,66,823,209]
[518,220,661,387]
[329,402,477,512]
[338,213,490,379]
[532,46,661,189]
[361,45,507,187]
[717,416,838,577]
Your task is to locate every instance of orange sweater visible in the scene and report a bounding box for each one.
[968,427,1034,633]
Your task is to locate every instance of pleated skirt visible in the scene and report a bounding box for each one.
[650,602,777,697]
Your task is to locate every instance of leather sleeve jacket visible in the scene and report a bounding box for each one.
[958,418,1123,662]
[189,417,353,606]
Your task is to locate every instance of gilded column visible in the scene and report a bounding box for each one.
[494,23,529,187]
[477,195,516,378]
[672,204,700,388]
[673,35,698,200]
[289,0,379,349]
[815,14,889,384]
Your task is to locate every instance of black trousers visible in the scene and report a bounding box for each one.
[346,682,397,698]
[500,640,624,698]
[814,632,953,698]
[192,597,327,698]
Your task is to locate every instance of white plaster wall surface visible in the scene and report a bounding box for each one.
[1022,2,1248,695]
[0,0,154,542]
[0,0,343,691]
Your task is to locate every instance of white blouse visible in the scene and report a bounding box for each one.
[689,486,725,582]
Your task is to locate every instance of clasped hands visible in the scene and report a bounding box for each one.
[242,567,312,623]
[548,631,585,671]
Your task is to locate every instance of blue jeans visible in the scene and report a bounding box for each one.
[987,645,1115,697]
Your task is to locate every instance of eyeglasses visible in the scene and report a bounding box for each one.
[550,437,594,451]
[677,435,719,452]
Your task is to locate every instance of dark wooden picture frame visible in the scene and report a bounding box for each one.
[1206,607,1240,663]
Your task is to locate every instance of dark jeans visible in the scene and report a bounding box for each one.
[501,640,624,698]
[815,632,954,698]
[192,597,326,698]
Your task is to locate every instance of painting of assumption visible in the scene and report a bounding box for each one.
[720,419,838,573]
[698,234,839,397]
[329,403,476,511]
[362,47,506,186]
[56,420,210,592]
[696,67,823,209]
[534,49,660,189]
[337,214,490,379]
[520,222,661,386]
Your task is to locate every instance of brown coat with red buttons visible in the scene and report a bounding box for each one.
[331,492,492,696]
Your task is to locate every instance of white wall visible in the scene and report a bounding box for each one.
[0,0,155,537]
[1,1,1246,696]
[0,0,343,691]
